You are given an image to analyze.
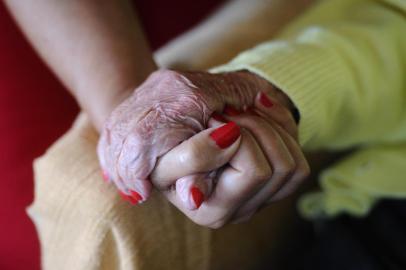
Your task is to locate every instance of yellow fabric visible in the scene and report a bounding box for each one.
[212,0,406,218]
[28,114,298,270]
[28,2,312,267]
[27,1,404,268]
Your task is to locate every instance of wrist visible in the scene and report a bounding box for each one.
[227,70,300,123]
[79,61,158,131]
[86,87,133,132]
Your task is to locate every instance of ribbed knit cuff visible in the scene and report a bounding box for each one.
[210,41,349,149]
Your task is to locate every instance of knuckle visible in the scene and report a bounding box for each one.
[299,162,311,179]
[181,142,205,171]
[239,115,267,129]
[243,165,272,186]
[283,119,298,136]
[274,107,297,129]
[157,70,184,85]
[277,104,294,120]
[151,69,177,79]
[254,166,272,184]
[274,159,296,178]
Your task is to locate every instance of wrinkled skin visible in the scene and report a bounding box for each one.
[97,69,285,200]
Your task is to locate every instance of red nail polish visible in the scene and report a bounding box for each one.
[119,190,139,205]
[211,112,227,122]
[127,196,139,205]
[259,92,274,107]
[223,105,241,116]
[130,190,143,203]
[191,186,204,208]
[209,121,240,149]
[102,170,110,183]
[118,190,130,202]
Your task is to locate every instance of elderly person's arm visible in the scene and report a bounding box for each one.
[99,0,406,224]
[4,0,304,215]
[4,0,156,130]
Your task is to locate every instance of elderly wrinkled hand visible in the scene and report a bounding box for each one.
[97,69,307,214]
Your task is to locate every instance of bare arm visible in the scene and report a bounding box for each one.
[4,0,157,130]
[156,0,314,70]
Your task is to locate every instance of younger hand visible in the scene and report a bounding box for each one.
[97,69,284,202]
[151,93,310,228]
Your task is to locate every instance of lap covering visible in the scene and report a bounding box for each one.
[27,1,313,268]
[28,114,296,270]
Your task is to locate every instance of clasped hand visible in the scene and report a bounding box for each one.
[98,69,309,228]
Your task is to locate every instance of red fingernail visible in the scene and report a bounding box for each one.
[223,105,241,116]
[130,190,143,203]
[118,190,139,205]
[102,170,110,183]
[211,112,227,122]
[209,121,240,148]
[119,190,130,202]
[259,92,274,107]
[191,186,204,208]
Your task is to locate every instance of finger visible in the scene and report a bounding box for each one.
[97,133,111,183]
[221,109,298,221]
[113,139,152,204]
[198,130,271,228]
[175,171,215,210]
[97,132,134,199]
[150,121,241,190]
[266,123,310,201]
[254,92,298,140]
[160,129,271,228]
[224,108,295,197]
[158,113,228,211]
[174,113,229,211]
[233,120,309,220]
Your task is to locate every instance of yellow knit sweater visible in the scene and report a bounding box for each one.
[212,0,406,218]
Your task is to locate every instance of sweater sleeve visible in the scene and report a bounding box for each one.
[211,0,406,150]
[298,144,406,218]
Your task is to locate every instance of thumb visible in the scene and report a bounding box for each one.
[175,171,216,210]
[150,120,241,190]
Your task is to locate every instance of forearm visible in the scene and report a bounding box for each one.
[155,0,314,70]
[5,0,157,130]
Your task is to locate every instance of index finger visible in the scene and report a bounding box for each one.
[150,121,241,190]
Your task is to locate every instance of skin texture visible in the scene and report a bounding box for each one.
[150,88,310,227]
[97,69,308,214]
[98,70,273,199]
[4,0,156,129]
[6,0,310,227]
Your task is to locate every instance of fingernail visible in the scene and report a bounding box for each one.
[130,190,143,203]
[191,186,204,208]
[118,190,130,202]
[209,121,240,149]
[223,105,241,116]
[259,92,274,108]
[118,190,139,205]
[102,170,110,183]
[211,112,227,122]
